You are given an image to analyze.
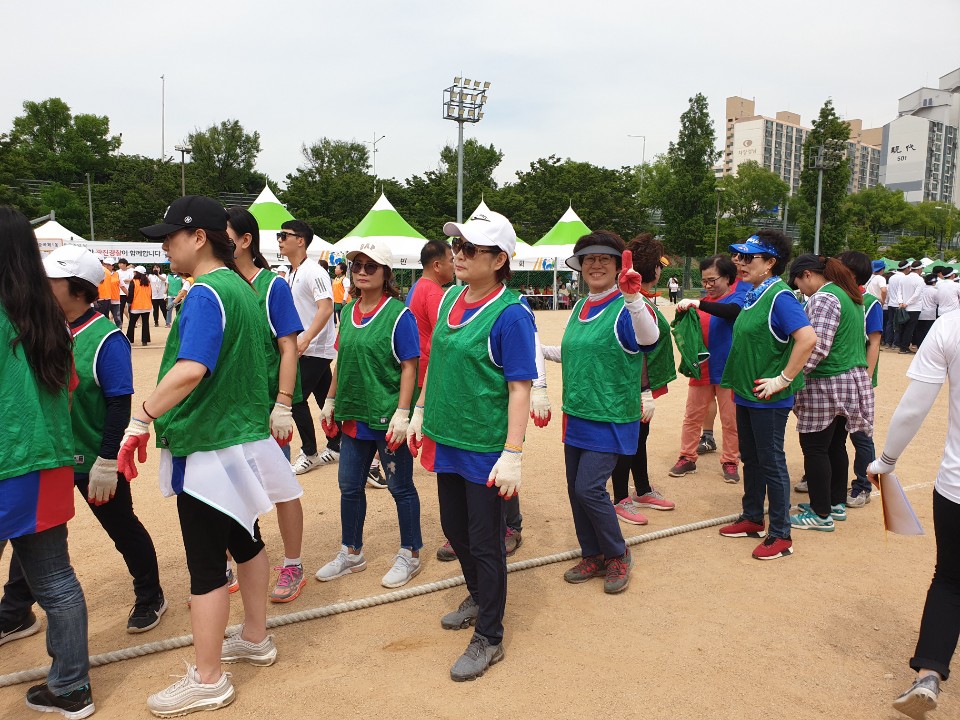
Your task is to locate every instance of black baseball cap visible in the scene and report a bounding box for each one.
[140,196,228,239]
[788,253,826,288]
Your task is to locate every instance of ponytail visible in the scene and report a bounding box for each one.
[205,229,254,288]
[226,206,271,271]
[823,257,862,305]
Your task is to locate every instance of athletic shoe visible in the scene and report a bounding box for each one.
[505,528,522,557]
[270,564,306,603]
[790,506,835,532]
[830,503,847,521]
[315,545,366,581]
[450,634,504,682]
[147,664,235,718]
[25,682,95,720]
[752,536,794,561]
[563,554,606,584]
[847,490,871,507]
[291,451,321,475]
[127,594,168,634]
[441,595,479,630]
[436,540,457,562]
[381,549,422,588]
[316,448,340,465]
[892,674,939,719]
[668,457,697,477]
[721,462,741,483]
[794,478,808,493]
[603,548,632,594]
[366,463,387,489]
[614,498,648,525]
[226,567,239,593]
[0,610,41,647]
[719,518,766,538]
[221,625,277,666]
[697,433,717,454]
[633,489,675,511]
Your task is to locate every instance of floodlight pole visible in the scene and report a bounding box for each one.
[161,75,165,160]
[174,144,192,197]
[443,77,490,224]
[714,187,725,254]
[86,172,95,241]
[813,168,824,255]
[457,121,464,223]
[628,134,646,194]
[366,132,386,194]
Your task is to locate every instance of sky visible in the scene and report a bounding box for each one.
[4,0,959,189]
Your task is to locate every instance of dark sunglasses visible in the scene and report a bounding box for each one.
[351,261,382,275]
[732,252,768,264]
[277,231,302,241]
[452,237,499,259]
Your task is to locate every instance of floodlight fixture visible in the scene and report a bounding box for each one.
[442,76,492,223]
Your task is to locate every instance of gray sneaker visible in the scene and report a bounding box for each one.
[441,595,479,630]
[892,673,939,719]
[221,625,277,666]
[847,490,871,507]
[315,545,366,581]
[147,664,235,717]
[697,433,717,454]
[450,634,504,681]
[794,478,808,493]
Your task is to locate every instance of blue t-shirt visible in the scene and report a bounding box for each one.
[865,300,883,335]
[176,285,224,374]
[700,285,748,385]
[266,275,304,339]
[434,299,538,483]
[96,330,134,398]
[734,290,811,409]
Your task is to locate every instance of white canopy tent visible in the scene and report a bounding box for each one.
[34,220,88,254]
[334,193,429,268]
[248,185,335,266]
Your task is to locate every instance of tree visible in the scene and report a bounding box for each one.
[885,234,935,261]
[910,201,960,259]
[186,120,264,195]
[844,184,916,235]
[660,93,719,287]
[93,155,184,241]
[718,161,789,227]
[797,99,851,256]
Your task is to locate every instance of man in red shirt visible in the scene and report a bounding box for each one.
[405,240,455,388]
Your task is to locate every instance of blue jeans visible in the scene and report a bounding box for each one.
[165,296,177,325]
[564,444,625,559]
[849,430,875,496]
[736,404,792,540]
[0,525,90,694]
[338,434,422,551]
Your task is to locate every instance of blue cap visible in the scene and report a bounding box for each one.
[871,260,886,273]
[729,235,780,258]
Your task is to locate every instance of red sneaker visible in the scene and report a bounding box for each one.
[633,489,675,511]
[603,548,632,594]
[614,498,648,525]
[563,555,605,584]
[668,457,697,477]
[719,518,766,538]
[752,536,793,560]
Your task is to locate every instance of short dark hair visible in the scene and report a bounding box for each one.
[493,246,512,283]
[281,219,314,247]
[318,259,329,271]
[626,233,665,283]
[573,230,626,271]
[336,261,347,273]
[67,276,99,305]
[836,250,872,286]
[700,254,737,284]
[118,257,129,266]
[420,239,451,267]
[754,229,792,275]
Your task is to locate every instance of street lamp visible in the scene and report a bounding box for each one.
[808,138,847,255]
[365,132,386,193]
[628,134,646,193]
[714,187,725,254]
[443,77,490,223]
[174,144,192,197]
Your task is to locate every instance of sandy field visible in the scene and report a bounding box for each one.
[0,304,953,720]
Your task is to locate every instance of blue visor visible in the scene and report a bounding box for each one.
[729,235,780,258]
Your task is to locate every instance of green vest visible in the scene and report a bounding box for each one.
[336,297,409,429]
[167,274,183,296]
[71,314,127,473]
[423,285,522,453]
[251,269,303,404]
[864,293,881,388]
[721,279,806,403]
[809,283,867,378]
[155,268,271,455]
[561,296,644,423]
[0,308,74,481]
[643,298,676,391]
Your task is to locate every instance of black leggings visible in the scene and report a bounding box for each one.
[798,416,849,517]
[126,312,150,344]
[152,298,167,326]
[611,421,651,503]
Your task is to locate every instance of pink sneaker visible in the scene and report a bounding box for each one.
[614,498,648,525]
[632,489,675,511]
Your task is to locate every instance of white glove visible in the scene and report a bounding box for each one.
[88,456,119,505]
[542,345,562,363]
[867,453,897,477]
[530,386,552,428]
[487,450,522,499]
[270,402,294,442]
[641,390,655,423]
[385,407,410,452]
[753,372,792,399]
[406,405,425,457]
[677,298,700,312]
[320,397,337,437]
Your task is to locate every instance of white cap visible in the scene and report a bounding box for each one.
[43,245,105,287]
[134,265,147,273]
[275,264,289,274]
[443,210,517,258]
[346,239,392,267]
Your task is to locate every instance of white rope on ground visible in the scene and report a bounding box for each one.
[0,511,734,688]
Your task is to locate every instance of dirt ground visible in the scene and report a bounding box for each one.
[0,304,953,720]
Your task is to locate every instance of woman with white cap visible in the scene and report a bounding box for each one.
[126,265,152,346]
[407,209,537,682]
[313,238,423,589]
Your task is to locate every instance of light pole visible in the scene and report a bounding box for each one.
[161,75,165,160]
[714,187,725,254]
[174,144,192,197]
[365,132,386,193]
[628,134,646,193]
[85,173,95,241]
[809,138,846,255]
[443,77,490,223]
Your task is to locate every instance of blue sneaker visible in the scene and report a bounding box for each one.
[830,504,846,521]
[790,506,835,532]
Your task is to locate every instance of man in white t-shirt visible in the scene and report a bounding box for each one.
[868,311,960,716]
[937,270,960,317]
[116,258,134,320]
[864,260,887,305]
[899,261,926,353]
[280,220,338,474]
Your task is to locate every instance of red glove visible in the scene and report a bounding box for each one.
[118,418,150,481]
[320,397,339,438]
[406,406,424,458]
[618,250,643,297]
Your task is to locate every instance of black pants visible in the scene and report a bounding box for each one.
[0,473,162,622]
[611,421,651,503]
[127,312,150,344]
[798,416,849,517]
[437,473,506,644]
[900,310,921,351]
[110,302,122,327]
[152,298,167,326]
[95,300,111,319]
[915,319,935,347]
[911,489,960,680]
[292,355,339,456]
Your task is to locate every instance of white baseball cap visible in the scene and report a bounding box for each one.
[346,239,392,267]
[134,265,147,273]
[275,264,289,274]
[43,245,105,287]
[443,210,517,258]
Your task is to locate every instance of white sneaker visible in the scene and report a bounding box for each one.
[291,451,321,475]
[317,448,340,465]
[315,545,366,581]
[147,664,235,717]
[221,625,277,666]
[381,548,422,588]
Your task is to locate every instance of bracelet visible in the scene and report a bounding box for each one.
[415,404,425,410]
[141,401,158,421]
[503,443,523,453]
[779,372,794,383]
[278,390,293,399]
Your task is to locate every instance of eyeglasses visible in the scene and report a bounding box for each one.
[452,237,499,259]
[351,261,382,276]
[581,254,615,267]
[277,231,302,242]
[701,276,721,286]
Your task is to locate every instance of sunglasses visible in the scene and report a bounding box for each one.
[277,231,302,242]
[452,237,499,259]
[732,252,768,264]
[351,261,382,276]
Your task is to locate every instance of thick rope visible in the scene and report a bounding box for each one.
[0,512,738,688]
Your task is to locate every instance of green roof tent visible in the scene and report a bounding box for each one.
[249,185,333,266]
[521,205,593,308]
[335,193,428,268]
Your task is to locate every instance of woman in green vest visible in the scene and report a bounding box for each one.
[313,238,423,589]
[719,231,816,561]
[787,254,872,532]
[120,196,289,717]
